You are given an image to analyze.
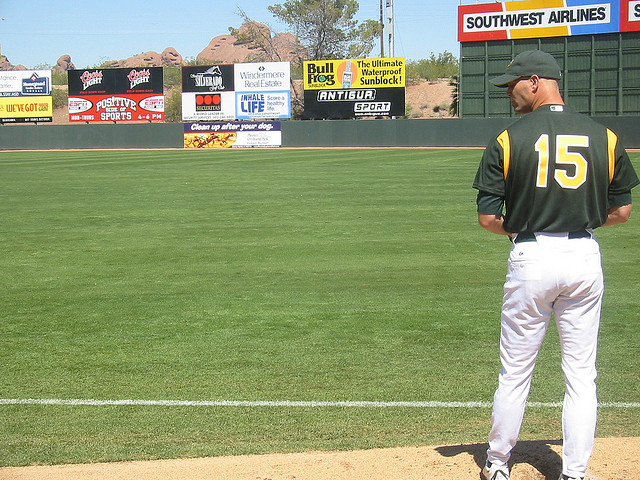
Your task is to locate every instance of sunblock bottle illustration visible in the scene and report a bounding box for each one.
[341,60,352,88]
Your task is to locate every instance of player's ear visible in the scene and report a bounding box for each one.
[529,75,540,92]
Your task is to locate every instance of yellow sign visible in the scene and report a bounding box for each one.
[304,57,405,90]
[0,96,53,120]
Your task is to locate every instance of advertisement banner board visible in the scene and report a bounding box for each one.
[302,57,405,119]
[68,67,164,122]
[235,62,291,119]
[234,62,290,91]
[621,0,640,30]
[181,92,237,122]
[458,0,631,42]
[183,121,281,148]
[181,62,291,121]
[68,93,164,122]
[0,70,53,123]
[303,87,405,119]
[303,57,405,90]
[181,65,235,93]
[235,91,291,119]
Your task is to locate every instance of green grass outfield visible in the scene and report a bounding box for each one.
[1,148,639,467]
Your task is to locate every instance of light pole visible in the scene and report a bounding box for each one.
[385,0,395,57]
[0,17,5,58]
[379,0,384,57]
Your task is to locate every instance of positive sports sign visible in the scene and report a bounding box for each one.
[303,57,405,119]
[68,67,164,122]
[458,0,640,42]
[0,70,53,123]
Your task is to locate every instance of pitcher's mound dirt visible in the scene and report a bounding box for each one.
[1,437,637,480]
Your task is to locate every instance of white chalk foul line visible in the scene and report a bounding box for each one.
[1,399,639,408]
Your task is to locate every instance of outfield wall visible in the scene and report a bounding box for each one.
[0,123,182,150]
[1,117,640,150]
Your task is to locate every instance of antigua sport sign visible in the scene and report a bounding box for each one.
[458,0,640,42]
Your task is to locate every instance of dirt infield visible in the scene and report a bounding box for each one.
[1,437,637,480]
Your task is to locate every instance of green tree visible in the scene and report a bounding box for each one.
[51,87,67,110]
[163,65,182,88]
[229,16,305,64]
[449,76,459,116]
[163,87,182,123]
[348,19,381,59]
[268,0,379,60]
[51,70,68,86]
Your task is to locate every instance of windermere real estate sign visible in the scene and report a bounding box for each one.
[458,0,640,42]
[181,62,291,121]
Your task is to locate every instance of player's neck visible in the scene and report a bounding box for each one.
[532,92,564,111]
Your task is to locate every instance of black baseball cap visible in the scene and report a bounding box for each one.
[490,50,562,87]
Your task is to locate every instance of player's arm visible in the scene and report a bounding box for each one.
[476,191,512,238]
[474,134,511,238]
[601,187,634,227]
[603,138,639,227]
[478,213,511,237]
[601,203,632,227]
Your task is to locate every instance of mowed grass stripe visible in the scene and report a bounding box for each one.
[2,398,640,408]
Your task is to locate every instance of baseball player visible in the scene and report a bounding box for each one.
[473,50,639,480]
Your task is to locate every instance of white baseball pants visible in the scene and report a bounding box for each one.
[487,232,603,479]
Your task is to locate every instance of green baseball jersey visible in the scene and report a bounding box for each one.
[473,104,639,233]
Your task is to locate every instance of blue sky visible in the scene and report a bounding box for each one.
[0,1,470,69]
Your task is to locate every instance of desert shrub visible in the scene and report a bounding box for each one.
[406,51,459,82]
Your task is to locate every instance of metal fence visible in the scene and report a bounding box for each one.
[460,32,640,117]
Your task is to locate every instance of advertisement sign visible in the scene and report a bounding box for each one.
[68,93,164,122]
[181,91,236,121]
[68,67,164,95]
[183,121,281,148]
[234,62,290,91]
[621,0,640,30]
[458,0,621,42]
[181,64,235,93]
[303,57,405,90]
[0,96,53,123]
[68,67,164,122]
[303,88,405,119]
[181,63,291,121]
[0,70,53,123]
[303,57,405,119]
[235,91,291,119]
[234,62,291,119]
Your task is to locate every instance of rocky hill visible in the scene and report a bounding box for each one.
[2,22,302,71]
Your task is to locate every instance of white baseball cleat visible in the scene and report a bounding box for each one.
[481,461,510,480]
[558,475,583,480]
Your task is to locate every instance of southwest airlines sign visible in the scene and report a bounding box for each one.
[459,0,640,42]
[622,0,640,29]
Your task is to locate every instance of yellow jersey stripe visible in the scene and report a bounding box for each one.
[497,130,511,179]
[607,128,617,183]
